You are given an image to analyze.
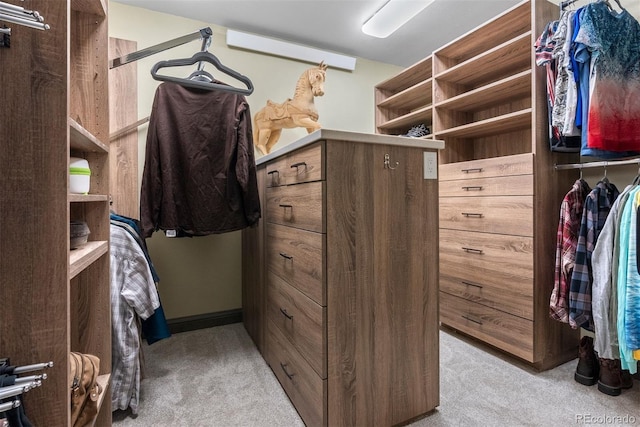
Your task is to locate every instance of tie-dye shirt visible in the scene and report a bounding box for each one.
[575,2,640,152]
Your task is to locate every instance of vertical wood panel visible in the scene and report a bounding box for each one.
[109,38,139,218]
[242,166,267,352]
[326,141,439,426]
[0,1,70,425]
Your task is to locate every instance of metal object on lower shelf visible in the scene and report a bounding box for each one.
[70,221,90,249]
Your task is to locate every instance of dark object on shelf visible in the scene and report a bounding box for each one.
[70,221,90,249]
[402,124,430,138]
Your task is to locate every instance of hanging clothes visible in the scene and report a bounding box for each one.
[140,81,261,238]
[574,1,640,152]
[110,224,160,414]
[110,212,170,345]
[616,188,640,373]
[535,19,581,152]
[591,180,640,373]
[537,3,640,158]
[551,178,592,323]
[568,178,619,330]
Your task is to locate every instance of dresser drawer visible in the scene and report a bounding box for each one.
[266,142,324,187]
[439,228,533,278]
[440,292,534,362]
[267,223,325,305]
[439,195,533,236]
[440,271,533,320]
[266,319,326,427]
[439,174,533,197]
[266,181,325,233]
[439,153,533,181]
[440,229,533,319]
[267,271,326,378]
[440,272,533,320]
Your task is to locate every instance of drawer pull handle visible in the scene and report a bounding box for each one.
[279,204,292,209]
[462,281,483,289]
[461,212,483,218]
[462,247,483,255]
[462,315,483,325]
[461,168,483,173]
[290,162,307,170]
[279,252,293,260]
[462,186,483,191]
[280,308,293,320]
[267,170,280,186]
[280,363,295,380]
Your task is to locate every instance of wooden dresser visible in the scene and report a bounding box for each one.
[439,154,536,361]
[242,130,443,426]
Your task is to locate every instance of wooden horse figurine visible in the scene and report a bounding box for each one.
[253,61,328,155]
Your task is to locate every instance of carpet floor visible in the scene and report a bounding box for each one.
[112,323,639,427]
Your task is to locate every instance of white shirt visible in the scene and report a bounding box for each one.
[110,224,160,414]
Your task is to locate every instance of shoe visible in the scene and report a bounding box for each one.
[598,358,622,396]
[403,124,429,138]
[621,369,633,389]
[574,336,599,386]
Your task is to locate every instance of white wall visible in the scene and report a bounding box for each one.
[109,2,402,319]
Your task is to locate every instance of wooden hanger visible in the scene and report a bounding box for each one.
[151,50,254,95]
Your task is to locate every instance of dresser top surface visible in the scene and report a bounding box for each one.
[255,129,444,166]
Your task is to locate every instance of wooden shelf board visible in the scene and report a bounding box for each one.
[434,2,530,62]
[71,0,107,16]
[378,78,433,111]
[89,374,111,427]
[376,55,432,92]
[435,108,531,139]
[377,105,433,131]
[435,32,531,86]
[69,118,109,153]
[69,240,108,279]
[69,194,109,203]
[435,70,531,112]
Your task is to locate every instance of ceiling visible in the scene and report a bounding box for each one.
[113,0,525,67]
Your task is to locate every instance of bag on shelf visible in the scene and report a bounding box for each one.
[68,352,102,427]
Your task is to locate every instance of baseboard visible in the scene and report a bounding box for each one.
[167,309,243,334]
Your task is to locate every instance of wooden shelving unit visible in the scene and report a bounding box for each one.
[374,55,433,136]
[374,0,582,370]
[0,1,112,425]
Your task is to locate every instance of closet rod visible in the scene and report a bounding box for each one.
[0,11,48,30]
[0,399,20,414]
[555,158,640,170]
[109,27,212,69]
[0,1,49,31]
[560,0,579,10]
[12,361,53,374]
[109,116,150,141]
[0,381,39,400]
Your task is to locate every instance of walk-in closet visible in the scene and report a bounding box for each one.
[1,0,638,426]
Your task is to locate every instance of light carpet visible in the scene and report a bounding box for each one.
[112,323,639,427]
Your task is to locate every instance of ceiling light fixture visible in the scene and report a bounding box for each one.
[362,0,435,38]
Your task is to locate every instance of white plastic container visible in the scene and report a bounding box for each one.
[69,157,91,194]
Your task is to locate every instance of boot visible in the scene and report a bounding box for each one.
[598,357,622,396]
[575,336,599,386]
[621,369,633,389]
